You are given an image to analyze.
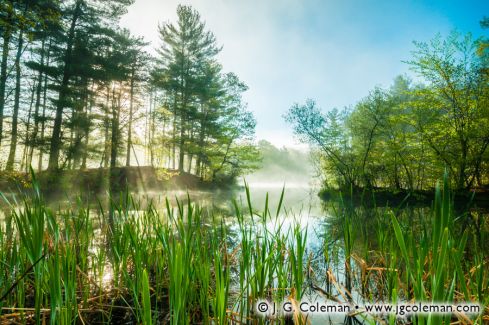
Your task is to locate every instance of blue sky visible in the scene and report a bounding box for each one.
[120,0,488,148]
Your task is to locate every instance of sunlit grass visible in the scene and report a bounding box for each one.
[0,174,487,324]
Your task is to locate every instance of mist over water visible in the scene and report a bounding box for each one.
[237,141,321,214]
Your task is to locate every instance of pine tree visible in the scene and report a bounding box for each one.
[47,0,134,170]
[154,4,221,172]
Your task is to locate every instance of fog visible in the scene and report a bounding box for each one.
[243,140,316,188]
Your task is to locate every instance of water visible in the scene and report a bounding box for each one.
[1,181,486,324]
[114,183,349,323]
[0,184,429,324]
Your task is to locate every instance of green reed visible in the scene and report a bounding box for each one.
[213,248,229,325]
[289,223,307,300]
[0,173,486,324]
[141,269,152,325]
[383,174,487,324]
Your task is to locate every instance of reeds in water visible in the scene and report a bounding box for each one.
[0,174,486,324]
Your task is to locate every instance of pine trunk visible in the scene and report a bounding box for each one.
[28,40,45,168]
[48,0,82,170]
[6,30,24,171]
[0,14,12,146]
[38,41,51,171]
[110,86,121,168]
[126,68,135,166]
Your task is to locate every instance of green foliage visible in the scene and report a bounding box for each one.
[285,33,489,191]
[0,2,255,183]
[151,6,260,180]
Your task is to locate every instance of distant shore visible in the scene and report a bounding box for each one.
[319,186,489,208]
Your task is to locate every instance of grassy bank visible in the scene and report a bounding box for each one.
[0,177,487,324]
[0,167,236,199]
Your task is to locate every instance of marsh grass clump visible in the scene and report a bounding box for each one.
[330,174,489,324]
[0,176,487,324]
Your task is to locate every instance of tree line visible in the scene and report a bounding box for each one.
[0,1,258,182]
[286,23,489,191]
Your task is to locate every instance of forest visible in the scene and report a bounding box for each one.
[286,22,489,192]
[0,0,259,184]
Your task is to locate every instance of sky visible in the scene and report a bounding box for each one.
[120,0,488,148]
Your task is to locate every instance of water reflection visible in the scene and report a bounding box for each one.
[1,183,487,324]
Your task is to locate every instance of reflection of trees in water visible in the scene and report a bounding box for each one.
[324,201,489,259]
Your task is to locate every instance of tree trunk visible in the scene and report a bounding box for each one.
[147,89,154,166]
[196,102,206,178]
[178,85,188,172]
[103,86,110,168]
[6,30,24,171]
[187,154,193,173]
[28,40,45,168]
[81,82,93,169]
[178,116,185,172]
[172,100,176,170]
[108,86,122,217]
[66,108,75,170]
[81,104,91,169]
[48,0,82,170]
[0,12,12,147]
[149,89,156,167]
[22,75,37,171]
[458,138,468,190]
[72,79,88,169]
[38,40,51,172]
[186,129,195,173]
[110,86,121,168]
[126,68,135,166]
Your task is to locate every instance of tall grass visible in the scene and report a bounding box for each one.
[141,269,152,325]
[343,174,488,324]
[0,175,486,324]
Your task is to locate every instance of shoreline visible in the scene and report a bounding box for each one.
[319,186,489,208]
[0,166,237,199]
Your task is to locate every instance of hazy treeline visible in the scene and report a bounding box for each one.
[0,1,258,181]
[245,140,312,185]
[286,26,489,191]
